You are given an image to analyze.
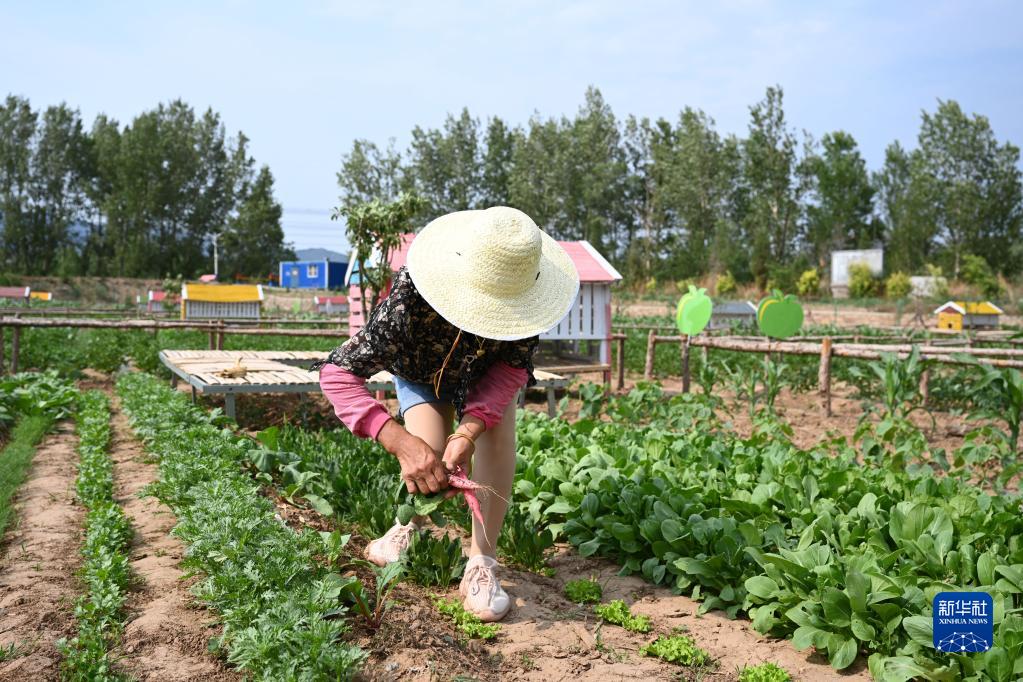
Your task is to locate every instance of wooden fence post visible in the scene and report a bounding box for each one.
[644,330,656,380]
[680,335,692,393]
[919,369,930,406]
[615,334,625,392]
[11,327,20,374]
[818,336,832,417]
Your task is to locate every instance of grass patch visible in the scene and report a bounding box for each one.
[0,414,55,536]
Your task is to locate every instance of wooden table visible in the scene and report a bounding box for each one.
[158,350,569,418]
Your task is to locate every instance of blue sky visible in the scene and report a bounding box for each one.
[2,1,1021,251]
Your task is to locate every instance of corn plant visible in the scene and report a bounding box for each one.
[760,356,787,416]
[968,364,1023,453]
[722,362,760,418]
[847,348,930,424]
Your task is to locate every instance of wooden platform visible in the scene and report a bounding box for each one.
[158,350,568,418]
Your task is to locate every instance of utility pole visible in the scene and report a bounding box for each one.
[212,233,220,278]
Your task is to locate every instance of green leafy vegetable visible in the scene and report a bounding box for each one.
[640,633,711,666]
[433,596,499,640]
[594,600,651,633]
[564,578,602,604]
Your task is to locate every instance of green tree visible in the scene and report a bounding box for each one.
[79,114,121,275]
[656,108,740,277]
[914,100,1022,276]
[98,101,250,277]
[28,103,93,274]
[407,108,482,217]
[873,141,934,274]
[508,115,569,237]
[0,99,93,274]
[509,88,628,255]
[480,116,514,206]
[220,166,293,278]
[336,138,404,207]
[803,131,876,269]
[742,86,808,285]
[620,115,665,279]
[565,87,630,253]
[0,95,39,271]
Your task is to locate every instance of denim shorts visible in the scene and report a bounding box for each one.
[393,376,456,419]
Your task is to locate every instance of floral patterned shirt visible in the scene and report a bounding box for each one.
[313,267,538,417]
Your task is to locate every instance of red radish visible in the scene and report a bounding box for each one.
[447,466,507,546]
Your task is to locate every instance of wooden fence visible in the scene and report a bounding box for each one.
[643,331,1023,416]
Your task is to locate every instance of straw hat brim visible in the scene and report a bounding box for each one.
[406,211,580,341]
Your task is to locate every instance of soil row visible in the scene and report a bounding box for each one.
[0,388,235,681]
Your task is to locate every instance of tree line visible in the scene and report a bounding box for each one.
[336,86,1022,291]
[0,95,294,279]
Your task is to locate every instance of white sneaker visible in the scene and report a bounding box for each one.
[365,522,417,567]
[459,554,510,622]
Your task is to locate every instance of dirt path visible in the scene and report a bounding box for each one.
[107,398,238,681]
[0,423,82,680]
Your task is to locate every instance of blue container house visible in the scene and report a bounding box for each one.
[278,260,347,289]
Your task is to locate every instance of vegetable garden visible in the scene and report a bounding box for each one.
[0,315,1020,681]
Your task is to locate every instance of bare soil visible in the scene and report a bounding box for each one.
[0,423,82,681]
[106,396,238,681]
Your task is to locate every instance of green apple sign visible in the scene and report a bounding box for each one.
[757,290,803,339]
[676,285,713,336]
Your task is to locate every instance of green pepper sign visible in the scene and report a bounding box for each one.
[757,290,803,339]
[676,285,713,336]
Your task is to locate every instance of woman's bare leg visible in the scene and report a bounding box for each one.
[402,401,455,453]
[401,402,454,524]
[468,401,516,557]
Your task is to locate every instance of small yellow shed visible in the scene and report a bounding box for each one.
[933,301,1003,330]
[181,283,263,320]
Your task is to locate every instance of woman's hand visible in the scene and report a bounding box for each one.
[441,435,474,471]
[442,416,485,472]
[377,420,449,495]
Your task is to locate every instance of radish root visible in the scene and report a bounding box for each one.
[447,466,508,547]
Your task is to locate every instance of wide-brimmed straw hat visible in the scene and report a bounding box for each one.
[406,206,580,341]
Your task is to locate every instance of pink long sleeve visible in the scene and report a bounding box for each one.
[464,361,528,429]
[319,364,393,440]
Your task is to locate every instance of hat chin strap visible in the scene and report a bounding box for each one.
[431,329,463,398]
